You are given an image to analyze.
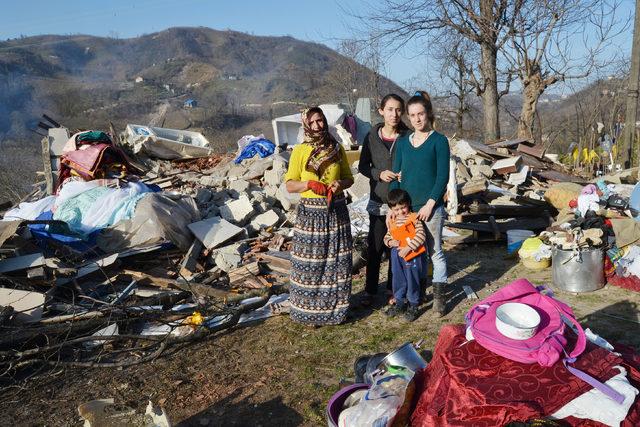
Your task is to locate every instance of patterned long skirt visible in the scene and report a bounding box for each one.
[289,197,353,325]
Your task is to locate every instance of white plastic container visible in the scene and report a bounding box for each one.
[507,229,535,254]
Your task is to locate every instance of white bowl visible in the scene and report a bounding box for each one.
[495,302,541,340]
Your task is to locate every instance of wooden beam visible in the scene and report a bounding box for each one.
[41,136,53,195]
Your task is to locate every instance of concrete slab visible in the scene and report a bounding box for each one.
[250,210,280,230]
[0,287,45,322]
[228,179,251,195]
[219,195,256,225]
[188,216,243,249]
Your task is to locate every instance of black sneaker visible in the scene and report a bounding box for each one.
[404,305,420,322]
[385,304,406,317]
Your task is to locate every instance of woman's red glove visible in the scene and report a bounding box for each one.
[307,180,327,195]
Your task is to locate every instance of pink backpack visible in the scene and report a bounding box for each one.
[466,278,585,366]
[466,278,625,403]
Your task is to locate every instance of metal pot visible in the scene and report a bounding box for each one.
[552,246,605,293]
[378,342,427,373]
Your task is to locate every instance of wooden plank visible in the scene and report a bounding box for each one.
[465,140,510,158]
[488,216,501,240]
[180,240,204,277]
[41,136,54,195]
[121,268,176,288]
[488,138,530,148]
[533,169,587,184]
[227,262,262,287]
[468,204,547,217]
[256,251,291,275]
[446,217,549,233]
[0,253,46,274]
[516,143,545,159]
[460,179,487,196]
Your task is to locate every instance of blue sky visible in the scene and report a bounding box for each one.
[0,0,634,92]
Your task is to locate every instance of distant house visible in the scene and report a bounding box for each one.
[184,99,197,108]
[135,76,144,83]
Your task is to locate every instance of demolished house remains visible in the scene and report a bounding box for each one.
[2,105,640,425]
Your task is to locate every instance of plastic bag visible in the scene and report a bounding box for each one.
[97,193,200,252]
[338,372,412,427]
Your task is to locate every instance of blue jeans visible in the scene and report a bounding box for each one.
[390,248,426,307]
[425,205,447,283]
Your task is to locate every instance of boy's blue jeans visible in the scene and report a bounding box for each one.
[390,248,427,307]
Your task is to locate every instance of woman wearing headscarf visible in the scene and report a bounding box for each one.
[284,107,355,326]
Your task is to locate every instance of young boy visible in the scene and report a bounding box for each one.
[383,189,427,321]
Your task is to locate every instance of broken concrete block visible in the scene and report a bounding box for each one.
[188,216,244,249]
[213,242,248,272]
[451,139,478,161]
[250,190,267,204]
[196,188,213,205]
[227,164,248,179]
[470,164,493,179]
[200,176,227,188]
[346,173,370,201]
[244,157,274,180]
[219,195,256,225]
[276,184,300,211]
[264,185,279,199]
[250,210,280,230]
[213,192,232,207]
[264,168,286,187]
[229,179,250,194]
[204,205,220,219]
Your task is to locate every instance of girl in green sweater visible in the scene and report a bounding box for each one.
[391,90,450,316]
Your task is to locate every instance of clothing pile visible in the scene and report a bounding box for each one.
[2,129,199,254]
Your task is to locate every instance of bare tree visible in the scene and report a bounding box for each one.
[503,0,628,142]
[359,0,523,141]
[434,36,477,135]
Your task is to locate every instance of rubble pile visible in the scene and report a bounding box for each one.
[0,120,618,382]
[441,138,588,243]
[0,126,302,379]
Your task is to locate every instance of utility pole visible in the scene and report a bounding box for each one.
[622,0,640,168]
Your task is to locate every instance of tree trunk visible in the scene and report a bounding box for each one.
[518,74,545,141]
[456,65,465,135]
[480,41,500,142]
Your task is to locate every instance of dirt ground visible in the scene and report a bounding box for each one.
[2,242,640,427]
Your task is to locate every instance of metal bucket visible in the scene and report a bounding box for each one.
[552,246,605,293]
[378,342,427,373]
